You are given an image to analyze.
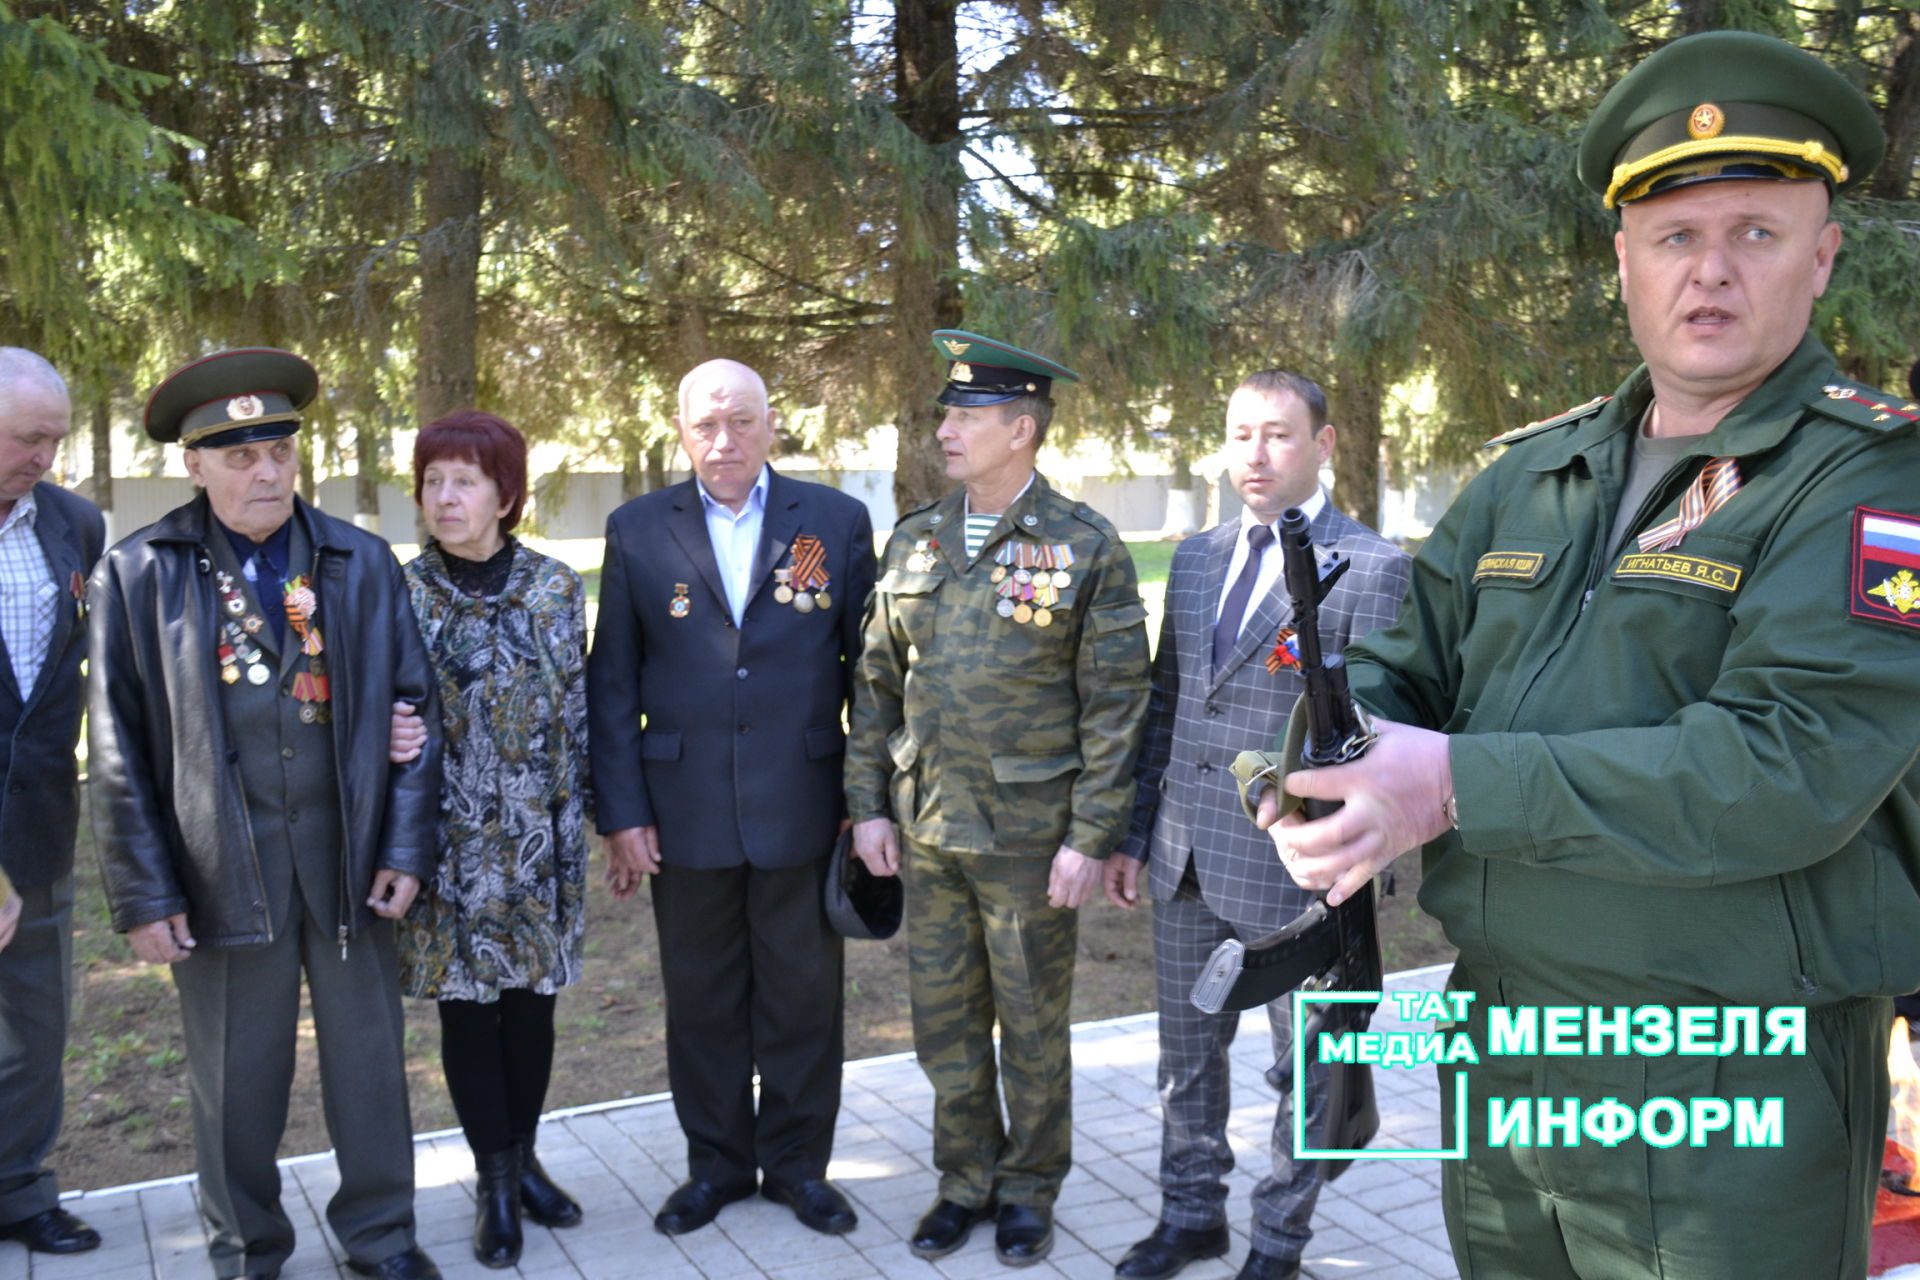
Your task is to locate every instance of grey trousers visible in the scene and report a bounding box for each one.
[1151,878,1329,1262]
[172,910,417,1279]
[0,875,74,1225]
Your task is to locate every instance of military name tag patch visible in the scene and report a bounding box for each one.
[1473,551,1545,582]
[1851,507,1920,629]
[1613,552,1742,593]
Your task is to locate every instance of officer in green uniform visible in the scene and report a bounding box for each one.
[1252,31,1920,1280]
[847,332,1151,1267]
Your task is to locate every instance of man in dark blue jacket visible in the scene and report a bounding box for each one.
[0,348,105,1259]
[590,358,875,1239]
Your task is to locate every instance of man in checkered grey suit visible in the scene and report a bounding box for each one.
[1104,370,1410,1280]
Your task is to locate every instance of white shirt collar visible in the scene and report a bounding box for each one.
[695,465,771,517]
[0,488,38,537]
[1240,485,1326,540]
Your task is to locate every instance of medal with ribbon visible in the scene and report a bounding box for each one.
[283,575,330,723]
[1030,545,1059,628]
[214,570,271,687]
[781,535,832,614]
[991,540,1076,626]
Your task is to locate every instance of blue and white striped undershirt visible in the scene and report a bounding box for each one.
[962,473,1036,562]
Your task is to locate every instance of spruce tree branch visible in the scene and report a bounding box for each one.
[962,146,1061,219]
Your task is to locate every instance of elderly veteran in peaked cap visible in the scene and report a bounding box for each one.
[846,330,1151,1268]
[1250,30,1920,1280]
[87,348,446,1280]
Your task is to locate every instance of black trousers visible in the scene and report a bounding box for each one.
[438,990,558,1158]
[0,876,73,1225]
[650,860,844,1188]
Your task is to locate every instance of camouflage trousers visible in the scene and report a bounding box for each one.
[904,838,1077,1209]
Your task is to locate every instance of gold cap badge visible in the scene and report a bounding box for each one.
[227,395,263,420]
[951,362,973,382]
[942,339,971,356]
[1687,103,1724,140]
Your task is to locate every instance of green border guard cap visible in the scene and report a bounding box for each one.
[932,330,1081,407]
[145,348,318,449]
[1579,30,1883,209]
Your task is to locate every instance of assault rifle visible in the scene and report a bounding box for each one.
[1188,505,1381,1178]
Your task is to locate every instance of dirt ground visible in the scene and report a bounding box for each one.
[53,820,1452,1191]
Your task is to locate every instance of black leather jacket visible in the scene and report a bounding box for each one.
[87,494,442,945]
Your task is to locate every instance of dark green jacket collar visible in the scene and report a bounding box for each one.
[1531,332,1837,474]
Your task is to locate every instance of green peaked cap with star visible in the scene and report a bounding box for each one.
[1579,30,1883,210]
[932,330,1081,407]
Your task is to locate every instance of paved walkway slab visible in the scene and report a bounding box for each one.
[13,967,1455,1280]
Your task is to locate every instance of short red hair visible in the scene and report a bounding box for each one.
[413,410,529,534]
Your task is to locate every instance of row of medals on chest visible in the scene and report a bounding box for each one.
[772,569,831,613]
[216,569,331,723]
[906,540,1074,627]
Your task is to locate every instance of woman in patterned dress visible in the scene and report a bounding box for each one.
[399,411,590,1270]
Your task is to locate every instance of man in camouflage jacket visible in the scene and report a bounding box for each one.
[847,332,1151,1268]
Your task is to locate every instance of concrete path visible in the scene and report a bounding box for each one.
[10,966,1456,1280]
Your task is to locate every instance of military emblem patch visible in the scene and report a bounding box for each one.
[1851,508,1920,629]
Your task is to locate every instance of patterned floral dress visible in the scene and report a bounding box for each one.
[398,541,590,1002]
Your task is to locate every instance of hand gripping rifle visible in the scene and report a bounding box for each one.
[1188,505,1382,1178]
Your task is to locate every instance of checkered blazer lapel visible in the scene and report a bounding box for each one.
[1208,513,1314,696]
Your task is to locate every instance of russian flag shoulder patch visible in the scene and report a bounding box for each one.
[1851,507,1920,629]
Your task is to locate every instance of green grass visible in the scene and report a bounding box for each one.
[1126,538,1176,589]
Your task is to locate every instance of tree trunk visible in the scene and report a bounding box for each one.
[355,417,383,533]
[1332,366,1384,531]
[645,438,669,493]
[416,147,484,427]
[1159,448,1205,536]
[90,393,113,515]
[1873,10,1920,202]
[891,0,964,515]
[1675,0,1724,36]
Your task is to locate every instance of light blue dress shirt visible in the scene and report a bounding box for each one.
[698,465,771,625]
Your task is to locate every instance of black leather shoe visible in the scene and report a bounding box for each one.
[517,1138,583,1228]
[0,1208,101,1255]
[909,1198,996,1260]
[653,1178,755,1235]
[1115,1222,1231,1279]
[1235,1249,1301,1280]
[762,1178,857,1235]
[344,1246,442,1280]
[472,1147,523,1269]
[995,1203,1054,1267]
